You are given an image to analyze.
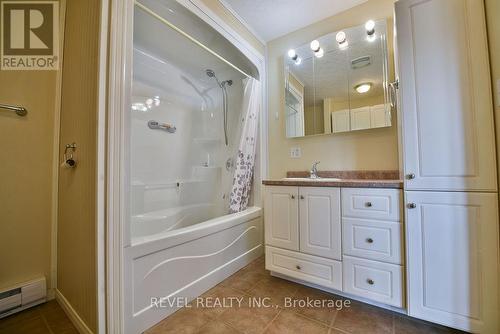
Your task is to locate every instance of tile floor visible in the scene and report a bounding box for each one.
[0,300,77,334]
[146,256,464,334]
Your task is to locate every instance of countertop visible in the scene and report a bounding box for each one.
[262,170,403,189]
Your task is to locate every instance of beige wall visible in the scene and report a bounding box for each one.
[198,0,265,55]
[0,62,57,291]
[57,0,101,332]
[267,0,398,178]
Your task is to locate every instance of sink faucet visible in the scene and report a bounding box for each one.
[310,161,320,179]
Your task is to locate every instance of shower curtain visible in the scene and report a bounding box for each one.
[229,77,261,213]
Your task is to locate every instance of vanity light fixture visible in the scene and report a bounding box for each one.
[355,83,372,94]
[365,20,376,36]
[310,40,320,52]
[336,31,348,49]
[310,40,324,58]
[288,49,302,65]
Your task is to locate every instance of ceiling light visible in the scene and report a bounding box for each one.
[287,49,296,58]
[310,40,320,52]
[336,31,348,48]
[355,83,372,94]
[294,57,302,65]
[315,48,324,58]
[365,20,376,36]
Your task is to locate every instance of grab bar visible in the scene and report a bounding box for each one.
[0,103,28,116]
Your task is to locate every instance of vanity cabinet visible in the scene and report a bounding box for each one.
[396,0,497,192]
[264,185,404,308]
[264,186,299,251]
[405,191,499,333]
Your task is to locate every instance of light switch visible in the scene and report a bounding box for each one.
[290,147,301,158]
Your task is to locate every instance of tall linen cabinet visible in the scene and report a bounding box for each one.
[395,0,499,333]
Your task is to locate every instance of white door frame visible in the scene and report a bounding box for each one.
[104,1,267,333]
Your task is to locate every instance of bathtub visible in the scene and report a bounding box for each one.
[123,206,263,334]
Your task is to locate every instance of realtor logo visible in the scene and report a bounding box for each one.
[1,1,59,70]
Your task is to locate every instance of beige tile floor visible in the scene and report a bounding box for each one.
[0,300,78,334]
[146,256,464,334]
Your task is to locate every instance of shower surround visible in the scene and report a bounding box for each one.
[123,1,264,333]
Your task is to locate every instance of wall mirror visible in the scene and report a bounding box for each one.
[284,19,392,138]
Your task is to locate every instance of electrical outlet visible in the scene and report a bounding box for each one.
[290,147,301,158]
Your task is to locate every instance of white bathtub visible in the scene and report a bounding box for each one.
[124,206,263,334]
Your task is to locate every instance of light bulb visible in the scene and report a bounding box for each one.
[310,40,320,52]
[287,49,296,58]
[365,20,375,35]
[294,57,302,65]
[355,83,372,94]
[315,48,324,58]
[336,31,346,44]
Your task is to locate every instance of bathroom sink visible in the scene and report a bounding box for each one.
[282,177,342,182]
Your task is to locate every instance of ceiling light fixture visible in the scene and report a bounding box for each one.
[315,48,324,58]
[355,83,372,94]
[336,31,348,49]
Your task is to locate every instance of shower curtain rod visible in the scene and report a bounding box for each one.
[134,1,252,79]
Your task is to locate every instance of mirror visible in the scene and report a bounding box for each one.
[284,20,391,138]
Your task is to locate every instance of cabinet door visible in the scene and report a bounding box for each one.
[370,104,389,128]
[406,191,499,333]
[299,187,341,260]
[350,107,371,131]
[396,0,497,191]
[264,186,299,250]
[331,109,350,133]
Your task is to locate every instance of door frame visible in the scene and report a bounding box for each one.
[104,1,267,333]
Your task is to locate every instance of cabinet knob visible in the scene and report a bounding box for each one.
[367,279,374,285]
[407,203,417,209]
[366,238,374,244]
[296,265,301,270]
[406,173,416,180]
[300,195,305,199]
[291,195,295,199]
[365,202,372,207]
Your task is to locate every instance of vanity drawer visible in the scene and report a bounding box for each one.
[265,246,342,291]
[343,256,403,307]
[342,218,403,264]
[341,188,401,221]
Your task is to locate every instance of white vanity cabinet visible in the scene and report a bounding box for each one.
[264,185,404,309]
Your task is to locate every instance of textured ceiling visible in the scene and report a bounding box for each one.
[223,0,369,42]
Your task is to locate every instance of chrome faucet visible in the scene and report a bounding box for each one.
[310,161,321,179]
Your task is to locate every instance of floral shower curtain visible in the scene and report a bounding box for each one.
[229,77,261,213]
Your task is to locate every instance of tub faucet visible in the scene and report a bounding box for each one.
[310,161,320,179]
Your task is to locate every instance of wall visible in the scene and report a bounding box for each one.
[198,0,265,55]
[57,0,101,332]
[267,0,398,178]
[0,53,57,292]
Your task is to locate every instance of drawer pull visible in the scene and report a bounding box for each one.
[367,279,374,285]
[365,202,372,207]
[366,238,374,244]
[295,265,301,270]
[300,195,305,199]
[291,195,295,199]
[407,203,416,209]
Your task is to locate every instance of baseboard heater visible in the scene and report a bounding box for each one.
[0,277,46,318]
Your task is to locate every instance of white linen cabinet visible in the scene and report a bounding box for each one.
[395,0,499,332]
